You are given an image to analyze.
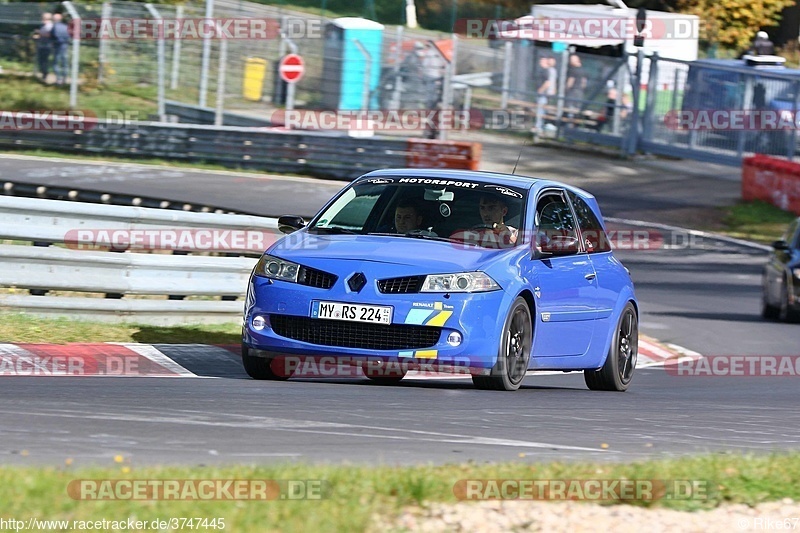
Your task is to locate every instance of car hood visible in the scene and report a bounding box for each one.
[268,232,520,273]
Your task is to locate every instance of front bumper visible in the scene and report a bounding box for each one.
[242,274,511,370]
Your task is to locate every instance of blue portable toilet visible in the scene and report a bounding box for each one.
[321,17,384,111]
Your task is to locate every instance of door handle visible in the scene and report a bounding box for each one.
[585,273,597,281]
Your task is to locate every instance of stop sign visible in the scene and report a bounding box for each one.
[279,54,305,84]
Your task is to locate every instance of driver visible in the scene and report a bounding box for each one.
[478,194,518,244]
[394,198,424,234]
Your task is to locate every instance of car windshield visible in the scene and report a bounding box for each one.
[308,176,527,248]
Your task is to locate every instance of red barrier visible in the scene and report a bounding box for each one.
[406,139,482,170]
[742,155,800,215]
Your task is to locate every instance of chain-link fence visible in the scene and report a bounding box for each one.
[5,1,800,164]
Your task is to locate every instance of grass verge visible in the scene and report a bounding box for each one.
[0,312,240,344]
[1,453,799,531]
[0,74,156,117]
[720,201,798,244]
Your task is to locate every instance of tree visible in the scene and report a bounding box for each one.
[676,0,794,51]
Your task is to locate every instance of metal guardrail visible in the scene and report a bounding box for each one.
[165,101,273,128]
[0,121,481,179]
[0,195,278,249]
[0,196,279,324]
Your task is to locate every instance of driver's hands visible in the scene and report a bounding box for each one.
[492,222,518,244]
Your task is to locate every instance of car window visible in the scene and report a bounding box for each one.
[314,187,384,231]
[535,191,580,255]
[568,192,611,253]
[309,179,527,245]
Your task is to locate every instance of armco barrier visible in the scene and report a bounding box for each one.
[0,196,280,325]
[0,120,482,179]
[742,155,800,215]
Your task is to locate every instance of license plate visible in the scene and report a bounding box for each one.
[311,301,393,325]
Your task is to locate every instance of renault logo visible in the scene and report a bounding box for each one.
[347,272,367,292]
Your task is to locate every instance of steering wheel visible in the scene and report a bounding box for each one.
[407,229,439,237]
[471,223,496,231]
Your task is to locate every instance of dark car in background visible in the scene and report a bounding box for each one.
[762,217,800,322]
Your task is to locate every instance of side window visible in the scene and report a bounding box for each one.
[535,192,580,255]
[568,192,611,253]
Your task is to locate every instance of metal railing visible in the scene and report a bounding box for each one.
[0,195,279,324]
[0,120,482,179]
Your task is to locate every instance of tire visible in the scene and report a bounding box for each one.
[585,302,637,392]
[762,274,780,320]
[241,345,290,381]
[779,278,800,323]
[472,297,532,391]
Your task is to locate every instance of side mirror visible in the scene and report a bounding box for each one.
[534,234,581,258]
[772,240,789,251]
[278,215,306,234]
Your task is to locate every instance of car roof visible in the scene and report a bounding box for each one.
[691,59,800,77]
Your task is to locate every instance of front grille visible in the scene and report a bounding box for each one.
[298,266,337,289]
[377,275,426,294]
[270,315,441,350]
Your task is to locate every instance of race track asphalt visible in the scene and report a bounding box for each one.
[1,149,798,466]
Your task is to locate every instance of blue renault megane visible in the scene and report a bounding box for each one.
[242,169,638,391]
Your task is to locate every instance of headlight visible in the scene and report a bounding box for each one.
[420,272,500,293]
[793,268,800,280]
[254,254,300,282]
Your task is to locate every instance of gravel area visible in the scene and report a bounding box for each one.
[375,499,800,532]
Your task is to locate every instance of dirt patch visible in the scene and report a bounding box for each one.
[375,499,798,532]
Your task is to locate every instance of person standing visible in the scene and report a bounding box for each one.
[33,13,53,81]
[752,31,775,55]
[51,13,71,86]
[535,56,557,135]
[565,54,587,109]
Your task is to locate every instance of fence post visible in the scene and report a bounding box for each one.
[199,0,214,107]
[555,47,569,130]
[145,3,165,121]
[641,52,659,144]
[736,73,753,158]
[500,41,512,110]
[438,34,457,141]
[612,66,625,136]
[668,67,680,144]
[390,25,403,110]
[215,36,228,126]
[170,4,183,90]
[282,35,298,112]
[97,2,111,84]
[625,48,644,156]
[62,1,80,109]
